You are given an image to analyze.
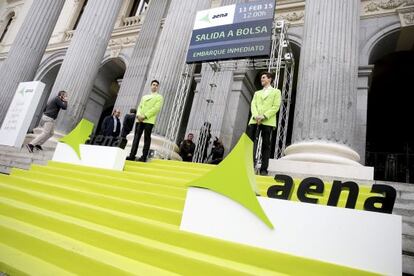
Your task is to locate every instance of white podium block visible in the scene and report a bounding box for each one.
[0,81,45,148]
[181,187,402,275]
[52,142,127,171]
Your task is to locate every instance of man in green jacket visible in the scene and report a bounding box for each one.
[127,80,163,162]
[246,72,281,175]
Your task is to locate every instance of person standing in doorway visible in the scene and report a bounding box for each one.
[101,109,121,138]
[119,108,136,149]
[26,90,68,152]
[127,80,163,162]
[246,72,281,175]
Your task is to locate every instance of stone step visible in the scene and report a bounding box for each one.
[0,145,53,174]
[396,198,414,208]
[387,181,414,193]
[403,234,414,254]
[394,207,414,219]
[0,152,53,162]
[403,254,414,275]
[0,164,11,175]
[399,191,414,201]
[0,152,52,164]
[403,221,414,237]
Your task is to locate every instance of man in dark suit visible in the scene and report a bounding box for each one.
[119,108,136,149]
[101,109,121,138]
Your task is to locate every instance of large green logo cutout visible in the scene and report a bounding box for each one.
[59,119,94,158]
[187,134,274,229]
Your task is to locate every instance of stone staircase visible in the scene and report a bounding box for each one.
[389,182,414,275]
[0,145,54,175]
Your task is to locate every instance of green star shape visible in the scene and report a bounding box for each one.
[59,119,94,159]
[200,14,210,23]
[187,133,274,229]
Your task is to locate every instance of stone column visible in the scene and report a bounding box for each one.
[143,0,209,135]
[284,0,361,166]
[52,0,123,134]
[114,0,170,118]
[355,65,373,164]
[186,67,255,155]
[0,0,65,125]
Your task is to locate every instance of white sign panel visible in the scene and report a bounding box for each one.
[0,81,45,148]
[181,187,402,275]
[193,4,236,30]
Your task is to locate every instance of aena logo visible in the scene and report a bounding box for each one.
[199,12,229,24]
[187,134,397,229]
[212,12,228,19]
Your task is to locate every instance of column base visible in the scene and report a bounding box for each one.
[124,133,182,161]
[269,141,374,181]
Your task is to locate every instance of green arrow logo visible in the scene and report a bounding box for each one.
[199,13,210,23]
[59,119,94,159]
[187,134,274,229]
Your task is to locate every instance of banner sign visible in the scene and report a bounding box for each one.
[186,0,275,63]
[0,81,45,148]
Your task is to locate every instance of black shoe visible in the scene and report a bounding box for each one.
[259,170,268,176]
[137,156,147,162]
[126,156,135,161]
[26,144,34,153]
[35,145,43,151]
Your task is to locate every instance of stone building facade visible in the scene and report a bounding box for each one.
[0,0,414,273]
[0,0,413,182]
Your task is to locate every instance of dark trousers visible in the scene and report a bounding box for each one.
[129,122,153,159]
[119,137,128,149]
[246,124,272,172]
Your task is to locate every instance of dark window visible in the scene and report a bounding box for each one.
[128,0,149,17]
[0,13,14,43]
[129,0,140,17]
[73,0,88,30]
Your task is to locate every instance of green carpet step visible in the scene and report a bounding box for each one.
[126,161,374,210]
[124,163,204,180]
[10,168,185,211]
[0,177,181,226]
[29,160,375,211]
[149,159,215,169]
[27,163,187,197]
[0,243,76,276]
[0,212,280,276]
[0,215,178,276]
[45,161,194,188]
[126,159,212,174]
[0,197,371,276]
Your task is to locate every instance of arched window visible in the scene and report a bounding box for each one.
[73,0,88,30]
[0,12,15,43]
[128,0,149,17]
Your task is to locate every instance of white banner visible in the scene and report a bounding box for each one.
[0,81,45,148]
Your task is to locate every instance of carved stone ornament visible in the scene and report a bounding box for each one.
[399,6,414,26]
[364,0,414,13]
[110,47,121,58]
[403,12,414,24]
[276,11,304,24]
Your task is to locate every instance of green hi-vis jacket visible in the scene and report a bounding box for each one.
[248,87,281,127]
[137,93,164,125]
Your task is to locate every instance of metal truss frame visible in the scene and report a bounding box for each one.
[162,20,295,163]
